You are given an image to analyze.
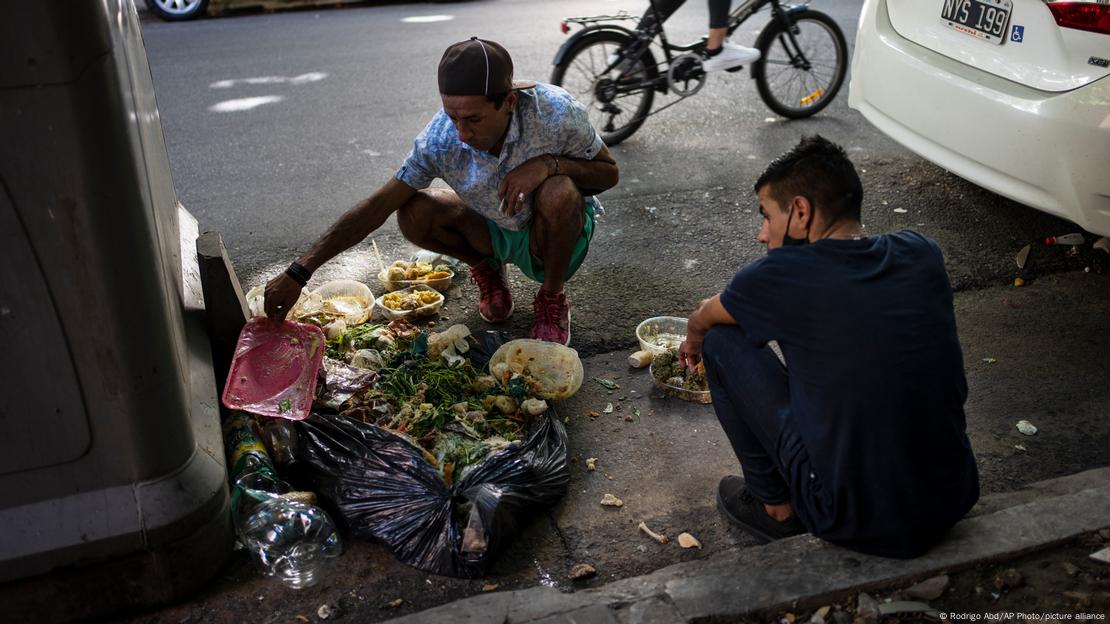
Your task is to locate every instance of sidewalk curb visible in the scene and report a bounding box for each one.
[386,467,1110,623]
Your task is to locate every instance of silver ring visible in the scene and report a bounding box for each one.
[517,192,525,202]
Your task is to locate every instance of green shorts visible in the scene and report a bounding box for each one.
[484,197,598,283]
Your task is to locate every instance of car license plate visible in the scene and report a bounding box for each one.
[940,0,1012,45]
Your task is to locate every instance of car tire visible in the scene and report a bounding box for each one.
[146,0,209,21]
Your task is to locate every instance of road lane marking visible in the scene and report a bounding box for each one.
[209,95,284,112]
[401,15,453,23]
[210,73,327,89]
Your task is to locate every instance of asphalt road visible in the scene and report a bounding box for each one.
[141,0,1083,358]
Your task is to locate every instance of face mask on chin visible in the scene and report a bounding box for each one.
[780,202,811,247]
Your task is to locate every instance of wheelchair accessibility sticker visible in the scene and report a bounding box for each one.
[1011,25,1024,43]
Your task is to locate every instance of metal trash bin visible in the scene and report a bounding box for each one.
[0,1,232,620]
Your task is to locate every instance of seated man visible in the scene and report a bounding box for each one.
[265,37,619,345]
[679,136,979,558]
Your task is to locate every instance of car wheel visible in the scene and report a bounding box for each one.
[146,0,209,21]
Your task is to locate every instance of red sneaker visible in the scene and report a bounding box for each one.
[469,261,513,323]
[530,289,571,345]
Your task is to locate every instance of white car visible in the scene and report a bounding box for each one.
[849,0,1110,237]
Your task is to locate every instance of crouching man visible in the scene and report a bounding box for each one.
[679,136,979,558]
[266,37,618,345]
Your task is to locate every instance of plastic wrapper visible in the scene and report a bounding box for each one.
[222,319,326,421]
[489,339,584,400]
[316,357,378,411]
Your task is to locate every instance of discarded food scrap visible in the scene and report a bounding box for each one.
[593,377,620,390]
[678,532,702,549]
[627,350,653,368]
[570,563,597,580]
[600,493,624,507]
[638,521,668,544]
[379,260,454,292]
[586,457,598,471]
[651,349,708,392]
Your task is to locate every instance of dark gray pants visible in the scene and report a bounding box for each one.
[701,325,817,507]
[638,0,733,31]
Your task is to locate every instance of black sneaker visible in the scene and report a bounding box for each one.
[716,475,806,543]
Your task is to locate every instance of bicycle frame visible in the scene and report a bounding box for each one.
[561,0,808,72]
[554,0,843,142]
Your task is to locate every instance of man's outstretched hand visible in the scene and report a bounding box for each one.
[264,272,302,323]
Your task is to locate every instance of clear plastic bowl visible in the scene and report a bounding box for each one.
[314,280,374,325]
[649,360,712,405]
[245,284,320,320]
[375,284,444,320]
[635,316,688,355]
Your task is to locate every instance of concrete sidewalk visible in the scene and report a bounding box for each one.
[385,469,1110,623]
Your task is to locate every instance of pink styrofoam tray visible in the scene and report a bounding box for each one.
[222,318,326,421]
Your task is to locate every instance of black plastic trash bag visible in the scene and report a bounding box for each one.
[292,404,568,578]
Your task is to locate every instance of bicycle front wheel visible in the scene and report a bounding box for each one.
[550,31,655,146]
[752,10,847,119]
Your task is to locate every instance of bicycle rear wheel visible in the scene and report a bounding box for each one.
[752,10,847,119]
[550,31,655,146]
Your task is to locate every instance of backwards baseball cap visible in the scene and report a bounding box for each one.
[438,37,536,97]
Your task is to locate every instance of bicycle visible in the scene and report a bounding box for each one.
[550,0,848,146]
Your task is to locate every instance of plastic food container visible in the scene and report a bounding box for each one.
[649,360,712,405]
[314,279,374,325]
[489,339,584,400]
[245,284,321,320]
[375,284,444,320]
[377,267,455,293]
[635,316,688,355]
[222,318,326,421]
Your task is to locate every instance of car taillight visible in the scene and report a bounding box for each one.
[1045,1,1110,35]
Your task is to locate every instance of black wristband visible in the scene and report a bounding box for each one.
[285,261,311,287]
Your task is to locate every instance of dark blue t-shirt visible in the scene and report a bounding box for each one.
[719,230,979,558]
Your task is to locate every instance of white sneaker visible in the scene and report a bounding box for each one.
[702,41,761,73]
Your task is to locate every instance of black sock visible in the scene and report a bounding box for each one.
[706,46,723,57]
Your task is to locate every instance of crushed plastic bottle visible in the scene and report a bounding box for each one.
[224,412,341,589]
[235,493,341,589]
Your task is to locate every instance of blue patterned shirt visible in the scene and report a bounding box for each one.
[395,83,604,231]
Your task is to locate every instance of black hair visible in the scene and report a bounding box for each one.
[753,135,863,224]
[488,91,509,109]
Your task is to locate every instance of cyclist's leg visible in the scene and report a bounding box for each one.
[704,0,760,70]
[708,0,731,29]
[637,0,686,32]
[707,0,732,48]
